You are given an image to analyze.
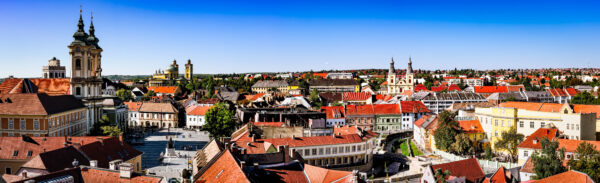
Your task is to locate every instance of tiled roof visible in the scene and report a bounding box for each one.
[244,93,265,101]
[486,166,507,183]
[499,102,564,113]
[319,92,343,102]
[345,104,374,116]
[534,170,594,183]
[572,104,600,118]
[457,119,484,134]
[80,166,163,183]
[124,101,143,112]
[78,137,143,169]
[252,80,288,88]
[557,139,600,153]
[342,92,371,101]
[430,158,485,183]
[373,104,402,115]
[333,125,378,140]
[187,105,212,116]
[304,164,355,183]
[414,84,428,91]
[521,157,534,173]
[565,88,580,96]
[400,101,430,113]
[507,85,525,92]
[20,146,90,172]
[375,94,394,101]
[0,93,85,115]
[197,150,250,183]
[321,106,345,119]
[309,79,358,86]
[138,102,178,113]
[0,136,110,160]
[147,86,178,94]
[413,115,432,128]
[517,128,560,149]
[474,86,508,93]
[0,78,70,96]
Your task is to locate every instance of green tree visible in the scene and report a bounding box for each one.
[116,89,133,102]
[309,89,322,108]
[484,146,493,160]
[100,126,122,137]
[450,134,475,156]
[203,102,236,139]
[494,128,524,162]
[567,142,600,182]
[532,138,566,180]
[143,90,156,101]
[433,111,460,151]
[571,91,600,105]
[433,168,451,183]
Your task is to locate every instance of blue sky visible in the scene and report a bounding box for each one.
[1,0,599,78]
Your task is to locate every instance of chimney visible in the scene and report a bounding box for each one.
[240,161,246,170]
[97,137,104,146]
[119,163,134,179]
[109,160,123,170]
[90,160,98,168]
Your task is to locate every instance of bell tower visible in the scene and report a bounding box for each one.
[68,8,104,134]
[185,59,193,80]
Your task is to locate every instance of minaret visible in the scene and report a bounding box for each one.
[185,59,193,80]
[407,56,413,75]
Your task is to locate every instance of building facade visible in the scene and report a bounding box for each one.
[42,57,66,78]
[185,59,193,80]
[251,80,289,93]
[68,12,104,134]
[136,102,179,128]
[387,57,415,95]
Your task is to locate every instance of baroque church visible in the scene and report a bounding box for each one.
[68,9,105,131]
[149,59,193,86]
[386,57,415,95]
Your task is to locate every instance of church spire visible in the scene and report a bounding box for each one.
[86,12,99,47]
[72,6,88,43]
[389,57,395,75]
[407,56,413,75]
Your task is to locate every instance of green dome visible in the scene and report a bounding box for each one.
[166,65,178,72]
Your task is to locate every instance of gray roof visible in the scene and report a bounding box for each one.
[252,80,289,88]
[309,79,358,86]
[419,92,486,101]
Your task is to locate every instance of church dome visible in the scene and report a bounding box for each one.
[166,65,178,73]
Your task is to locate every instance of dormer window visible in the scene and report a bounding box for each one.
[13,150,18,157]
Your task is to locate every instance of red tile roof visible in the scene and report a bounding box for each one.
[499,102,564,113]
[400,101,430,113]
[0,136,110,160]
[373,104,402,115]
[333,125,378,140]
[413,115,432,128]
[0,78,71,96]
[517,128,560,149]
[557,139,600,153]
[572,104,600,118]
[342,92,371,101]
[345,104,374,116]
[534,170,594,183]
[430,158,485,183]
[0,93,86,115]
[474,86,508,93]
[375,95,394,101]
[565,88,580,96]
[187,105,213,116]
[77,137,143,169]
[321,106,345,119]
[304,164,355,183]
[147,86,178,94]
[252,122,285,127]
[80,166,162,183]
[197,150,250,183]
[124,101,143,112]
[457,119,484,134]
[414,84,428,91]
[486,166,508,183]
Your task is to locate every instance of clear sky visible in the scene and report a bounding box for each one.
[1,0,600,78]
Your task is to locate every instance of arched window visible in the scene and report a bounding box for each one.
[75,59,81,70]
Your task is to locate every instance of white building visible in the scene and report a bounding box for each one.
[327,73,353,79]
[387,57,415,95]
[186,105,212,129]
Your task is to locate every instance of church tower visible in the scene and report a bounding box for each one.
[68,9,104,133]
[405,56,414,88]
[185,59,193,80]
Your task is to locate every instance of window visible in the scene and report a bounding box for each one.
[75,59,81,70]
[339,147,344,153]
[501,120,504,127]
[519,121,524,128]
[346,146,350,152]
[20,119,26,129]
[5,168,11,174]
[326,148,331,154]
[495,120,498,126]
[541,122,545,128]
[8,119,14,129]
[87,60,91,71]
[13,150,18,157]
[577,124,580,130]
[319,148,323,155]
[524,151,528,157]
[27,151,33,157]
[567,124,570,130]
[332,147,337,154]
[494,131,498,137]
[34,120,39,130]
[352,146,356,152]
[312,149,317,155]
[530,122,534,128]
[76,87,81,96]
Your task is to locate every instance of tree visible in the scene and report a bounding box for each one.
[484,146,493,160]
[116,89,133,102]
[568,142,600,182]
[494,128,524,162]
[433,111,460,151]
[450,134,475,156]
[571,91,600,105]
[433,168,451,183]
[309,89,322,108]
[203,102,236,139]
[143,90,156,101]
[532,138,566,180]
[101,126,122,137]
